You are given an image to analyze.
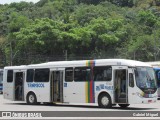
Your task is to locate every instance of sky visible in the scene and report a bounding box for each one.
[0,0,40,4]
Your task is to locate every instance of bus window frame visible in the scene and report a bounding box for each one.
[93,66,112,81]
[65,67,73,82]
[34,68,50,82]
[7,70,13,83]
[26,69,34,82]
[74,67,91,82]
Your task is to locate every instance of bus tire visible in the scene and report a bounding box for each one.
[27,92,37,105]
[118,104,130,108]
[98,93,111,108]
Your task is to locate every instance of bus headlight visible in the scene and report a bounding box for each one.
[136,92,143,98]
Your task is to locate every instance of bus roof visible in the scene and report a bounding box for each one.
[153,68,160,70]
[146,61,160,68]
[4,59,151,70]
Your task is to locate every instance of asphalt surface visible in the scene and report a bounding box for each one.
[0,94,160,119]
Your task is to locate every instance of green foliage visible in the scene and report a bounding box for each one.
[126,35,155,61]
[106,0,137,7]
[138,10,157,27]
[9,2,33,11]
[0,0,160,66]
[8,12,31,33]
[77,0,105,5]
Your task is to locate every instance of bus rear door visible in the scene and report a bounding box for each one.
[50,69,64,103]
[14,71,25,101]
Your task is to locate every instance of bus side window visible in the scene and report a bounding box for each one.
[158,71,160,87]
[93,66,112,81]
[74,67,91,82]
[26,69,34,82]
[129,73,134,87]
[65,68,73,82]
[7,70,13,82]
[34,68,50,82]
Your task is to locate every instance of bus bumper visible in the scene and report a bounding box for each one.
[140,98,157,104]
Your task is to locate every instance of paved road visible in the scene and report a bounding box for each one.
[0,94,160,111]
[0,94,160,119]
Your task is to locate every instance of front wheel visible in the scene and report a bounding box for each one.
[118,104,130,108]
[98,93,112,108]
[27,93,37,105]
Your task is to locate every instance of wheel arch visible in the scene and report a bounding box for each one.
[26,91,36,98]
[97,91,112,103]
[26,91,37,102]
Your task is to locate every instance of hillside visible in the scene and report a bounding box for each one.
[0,0,160,66]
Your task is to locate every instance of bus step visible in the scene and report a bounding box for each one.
[119,93,126,98]
[118,98,127,103]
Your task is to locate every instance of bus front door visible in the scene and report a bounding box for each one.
[51,70,63,102]
[113,66,128,104]
[14,72,24,101]
[128,68,135,104]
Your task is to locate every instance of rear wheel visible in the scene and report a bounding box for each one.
[98,93,112,108]
[118,104,130,108]
[27,93,37,105]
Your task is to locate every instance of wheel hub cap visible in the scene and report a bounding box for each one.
[101,96,109,105]
[29,95,34,103]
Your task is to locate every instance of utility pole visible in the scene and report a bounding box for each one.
[154,26,157,61]
[10,42,13,66]
[65,50,67,61]
[134,51,136,60]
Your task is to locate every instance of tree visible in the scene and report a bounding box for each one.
[0,0,160,65]
[106,0,136,7]
[12,18,66,64]
[121,35,155,61]
[77,0,105,5]
[8,12,31,33]
[9,1,33,11]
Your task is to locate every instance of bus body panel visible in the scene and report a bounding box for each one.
[128,87,157,104]
[3,69,14,100]
[63,82,86,103]
[25,82,50,102]
[64,81,114,104]
[94,81,114,103]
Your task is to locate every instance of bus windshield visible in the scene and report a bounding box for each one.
[135,67,157,93]
[155,68,160,88]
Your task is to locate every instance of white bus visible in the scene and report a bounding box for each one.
[146,61,160,99]
[3,59,158,108]
[0,69,3,94]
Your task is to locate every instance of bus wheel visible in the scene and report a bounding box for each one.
[118,104,130,108]
[27,93,37,105]
[98,93,111,108]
